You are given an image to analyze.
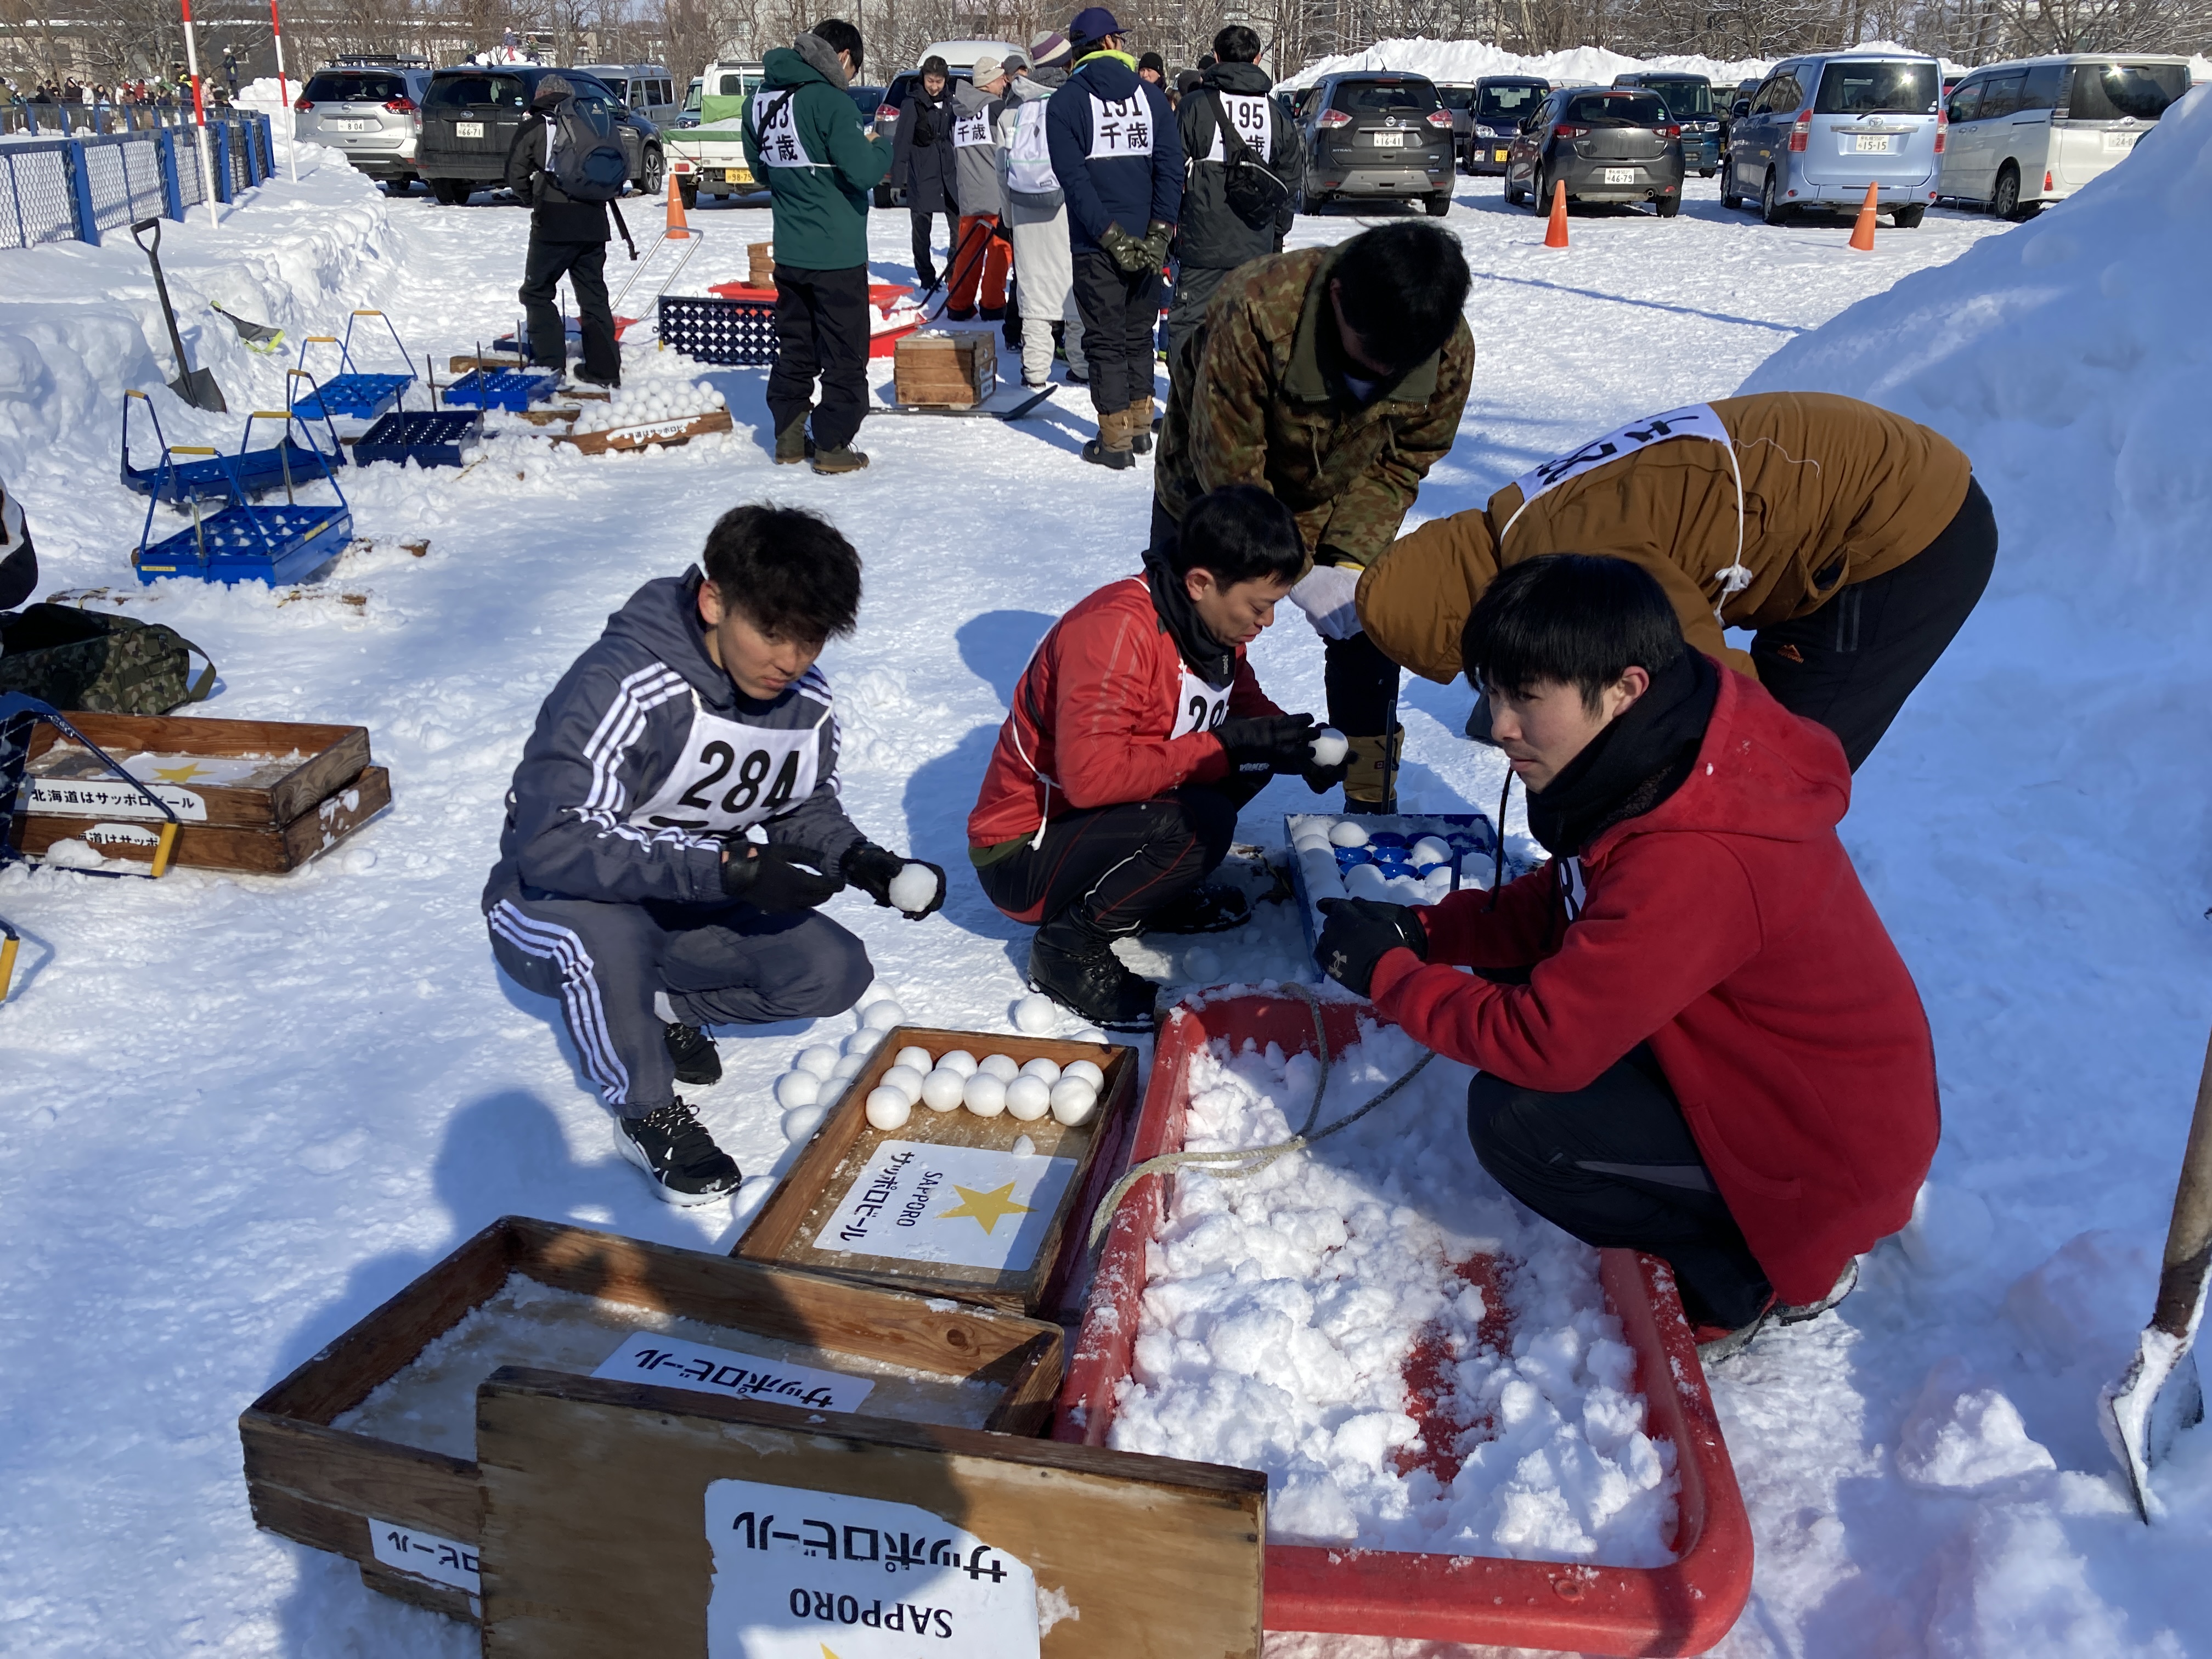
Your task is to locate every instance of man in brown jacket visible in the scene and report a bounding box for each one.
[1154,221,1474,811]
[1356,391,1996,769]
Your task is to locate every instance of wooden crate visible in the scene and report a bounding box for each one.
[893,330,997,408]
[239,1216,1065,1623]
[551,408,734,455]
[15,712,387,873]
[477,1365,1266,1658]
[747,238,775,286]
[733,1025,1139,1319]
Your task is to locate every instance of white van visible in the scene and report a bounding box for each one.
[1940,54,2192,218]
[920,38,1028,71]
[572,62,680,128]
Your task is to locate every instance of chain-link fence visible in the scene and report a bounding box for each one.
[0,149,77,250]
[0,115,268,248]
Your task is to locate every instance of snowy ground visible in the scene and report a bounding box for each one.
[3,106,2208,1656]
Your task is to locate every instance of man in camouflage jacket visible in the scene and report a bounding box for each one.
[1153,227,1473,810]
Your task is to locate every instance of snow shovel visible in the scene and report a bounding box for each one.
[2100,1020,2212,1521]
[131,217,227,413]
[210,301,284,354]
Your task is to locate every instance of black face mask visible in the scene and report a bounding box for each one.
[1141,543,1237,690]
[1523,650,1718,859]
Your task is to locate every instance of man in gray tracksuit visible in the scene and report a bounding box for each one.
[944,57,1013,320]
[482,505,945,1205]
[995,47,1085,388]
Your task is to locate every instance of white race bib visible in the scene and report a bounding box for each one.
[951,105,992,147]
[1508,403,1728,512]
[627,697,823,833]
[751,91,817,168]
[1087,92,1155,159]
[1170,667,1232,739]
[1203,92,1273,161]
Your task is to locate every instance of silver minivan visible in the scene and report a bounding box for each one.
[1940,55,2192,218]
[571,63,680,129]
[1724,49,1943,227]
[293,56,433,191]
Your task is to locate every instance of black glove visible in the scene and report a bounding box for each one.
[1142,219,1175,269]
[842,841,947,919]
[991,218,1015,244]
[721,842,845,911]
[1215,712,1318,777]
[1099,221,1155,276]
[1314,898,1429,999]
[1302,756,1350,795]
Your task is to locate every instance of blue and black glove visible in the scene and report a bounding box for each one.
[1314,898,1427,998]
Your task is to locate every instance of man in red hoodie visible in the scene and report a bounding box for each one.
[969,486,1339,1028]
[1315,555,1938,1361]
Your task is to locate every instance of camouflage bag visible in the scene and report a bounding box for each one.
[0,604,216,714]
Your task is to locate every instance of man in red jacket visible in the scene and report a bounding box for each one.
[970,486,1339,1028]
[1315,555,1938,1361]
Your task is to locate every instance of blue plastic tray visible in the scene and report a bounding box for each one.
[134,504,353,587]
[354,409,484,468]
[440,369,558,412]
[292,373,410,422]
[1285,811,1537,959]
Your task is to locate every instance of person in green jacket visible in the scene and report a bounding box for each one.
[741,20,891,476]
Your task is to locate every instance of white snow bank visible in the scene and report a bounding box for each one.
[1283,37,1773,91]
[1108,1031,1679,1566]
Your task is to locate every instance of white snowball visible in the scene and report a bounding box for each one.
[887,862,939,913]
[1004,1075,1052,1121]
[1012,992,1058,1034]
[829,1053,866,1082]
[861,999,906,1031]
[1019,1057,1062,1084]
[865,1087,912,1130]
[774,1071,821,1109]
[920,1068,968,1111]
[844,1028,885,1057]
[794,1044,841,1080]
[781,1102,828,1142]
[1049,1079,1100,1126]
[879,1064,927,1104]
[1328,820,1370,848]
[1344,862,1390,900]
[1061,1059,1105,1091]
[978,1053,1022,1083]
[962,1073,1007,1117]
[1309,726,1348,766]
[1291,832,1334,855]
[1411,836,1454,867]
[1069,1026,1105,1045]
[1011,1134,1036,1156]
[936,1049,979,1077]
[893,1045,934,1074]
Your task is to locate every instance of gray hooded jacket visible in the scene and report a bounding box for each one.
[945,75,1005,215]
[483,571,863,913]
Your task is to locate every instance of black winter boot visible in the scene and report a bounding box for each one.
[1028,915,1156,1030]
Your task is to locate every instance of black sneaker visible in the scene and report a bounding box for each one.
[1141,883,1251,936]
[616,1100,742,1206]
[663,1020,721,1086]
[1774,1259,1858,1325]
[1029,927,1156,1031]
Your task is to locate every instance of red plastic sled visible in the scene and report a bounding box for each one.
[1054,991,1754,1656]
[705,281,921,356]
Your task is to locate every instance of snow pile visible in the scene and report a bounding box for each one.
[1283,37,1772,92]
[1108,1030,1679,1565]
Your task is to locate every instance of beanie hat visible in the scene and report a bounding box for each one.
[1068,7,1122,48]
[531,72,571,105]
[972,55,1007,83]
[1137,50,1165,73]
[1029,30,1072,66]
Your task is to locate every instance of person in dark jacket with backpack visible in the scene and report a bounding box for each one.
[891,57,957,289]
[1166,26,1302,391]
[1046,7,1182,470]
[504,75,622,389]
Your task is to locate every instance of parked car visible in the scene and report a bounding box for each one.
[674,76,702,127]
[292,55,432,191]
[667,60,769,208]
[570,63,680,128]
[1432,81,1477,167]
[870,63,975,208]
[1723,49,1942,227]
[1505,85,1684,216]
[1464,74,1549,174]
[1612,71,1722,175]
[1940,54,2191,218]
[416,65,665,205]
[1299,71,1456,215]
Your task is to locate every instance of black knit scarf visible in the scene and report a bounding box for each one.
[1525,650,1718,859]
[1142,543,1237,690]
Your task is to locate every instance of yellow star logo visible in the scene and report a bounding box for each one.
[151,763,207,783]
[938,1181,1034,1235]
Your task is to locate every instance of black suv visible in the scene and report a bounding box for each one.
[1504,86,1685,216]
[1463,75,1549,174]
[417,65,665,204]
[1296,72,1455,215]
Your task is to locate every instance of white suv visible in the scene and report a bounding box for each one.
[1940,55,2193,219]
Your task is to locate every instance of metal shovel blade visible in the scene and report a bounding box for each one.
[131,217,228,413]
[2101,1328,2205,1522]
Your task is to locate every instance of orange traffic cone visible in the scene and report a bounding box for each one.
[667,179,691,240]
[1544,179,1570,248]
[1847,182,1878,251]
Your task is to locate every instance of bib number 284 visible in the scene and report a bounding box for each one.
[658,741,802,825]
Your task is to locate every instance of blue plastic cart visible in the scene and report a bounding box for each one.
[121,390,347,505]
[438,368,558,413]
[354,409,486,468]
[132,432,354,588]
[290,311,417,422]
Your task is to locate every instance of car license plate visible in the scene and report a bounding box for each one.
[328,119,371,131]
[1604,167,1635,184]
[1370,131,1406,148]
[1493,147,1510,161]
[456,121,484,138]
[2103,129,2135,151]
[1853,134,1892,153]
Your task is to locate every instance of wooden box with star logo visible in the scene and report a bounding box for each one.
[732,1027,1141,1319]
[12,711,389,873]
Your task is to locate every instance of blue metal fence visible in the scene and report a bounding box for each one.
[0,113,273,250]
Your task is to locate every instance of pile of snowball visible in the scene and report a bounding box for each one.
[771,996,1106,1142]
[1291,818,1469,906]
[567,379,727,436]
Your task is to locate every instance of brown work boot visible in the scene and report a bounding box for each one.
[1081,407,1135,471]
[811,444,869,475]
[772,415,812,465]
[1341,725,1406,815]
[1130,394,1156,455]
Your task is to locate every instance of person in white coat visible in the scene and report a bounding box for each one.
[994,41,1086,390]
